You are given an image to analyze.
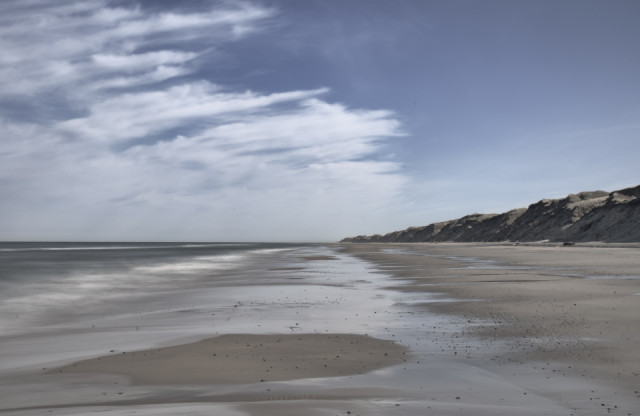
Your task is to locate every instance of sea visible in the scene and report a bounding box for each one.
[0,242,316,337]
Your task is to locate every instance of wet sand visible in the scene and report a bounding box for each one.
[2,243,639,415]
[51,333,408,385]
[339,242,640,414]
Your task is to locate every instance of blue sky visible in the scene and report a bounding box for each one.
[1,0,638,242]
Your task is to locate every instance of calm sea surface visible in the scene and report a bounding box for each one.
[0,242,310,336]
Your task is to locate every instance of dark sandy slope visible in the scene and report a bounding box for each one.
[343,185,640,243]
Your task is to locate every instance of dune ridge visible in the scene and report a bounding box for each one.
[342,185,640,243]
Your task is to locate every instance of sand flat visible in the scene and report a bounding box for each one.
[51,333,408,385]
[339,242,640,408]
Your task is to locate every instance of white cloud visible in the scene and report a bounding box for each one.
[57,84,331,142]
[90,65,192,90]
[0,1,274,97]
[91,51,199,70]
[0,0,408,241]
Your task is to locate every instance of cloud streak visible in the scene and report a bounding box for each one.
[0,0,407,241]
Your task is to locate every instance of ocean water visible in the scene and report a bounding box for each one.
[0,242,307,337]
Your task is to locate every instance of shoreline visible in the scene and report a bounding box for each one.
[2,243,639,415]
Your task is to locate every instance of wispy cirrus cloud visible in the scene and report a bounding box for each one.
[58,85,332,143]
[0,0,407,241]
[0,0,271,96]
[91,50,199,71]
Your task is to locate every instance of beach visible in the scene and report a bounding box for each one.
[1,242,638,415]
[339,243,640,415]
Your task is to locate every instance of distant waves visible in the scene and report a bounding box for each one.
[0,242,302,336]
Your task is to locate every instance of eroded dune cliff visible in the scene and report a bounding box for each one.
[342,185,640,243]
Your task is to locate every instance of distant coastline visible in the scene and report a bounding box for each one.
[342,185,640,243]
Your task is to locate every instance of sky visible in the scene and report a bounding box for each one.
[1,0,639,242]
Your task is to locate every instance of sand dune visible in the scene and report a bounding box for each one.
[342,184,640,243]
